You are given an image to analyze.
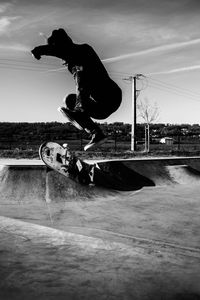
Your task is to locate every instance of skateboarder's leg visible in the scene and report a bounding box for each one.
[61,103,104,134]
[68,66,122,118]
[64,94,104,132]
[63,88,121,150]
[64,93,121,120]
[72,67,90,112]
[70,110,107,151]
[64,94,108,119]
[64,93,76,110]
[59,103,106,150]
[62,70,122,150]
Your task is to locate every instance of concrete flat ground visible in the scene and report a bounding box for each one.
[0,158,200,300]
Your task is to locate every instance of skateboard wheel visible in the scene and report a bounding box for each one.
[63,143,69,148]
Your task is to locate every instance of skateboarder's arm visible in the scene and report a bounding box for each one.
[31,45,61,60]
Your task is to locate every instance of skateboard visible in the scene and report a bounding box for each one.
[39,141,94,185]
[39,141,154,191]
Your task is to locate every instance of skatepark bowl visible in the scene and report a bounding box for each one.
[0,157,200,300]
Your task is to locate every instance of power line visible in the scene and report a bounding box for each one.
[109,72,200,101]
[0,58,60,67]
[147,80,200,103]
[0,58,134,76]
[148,77,200,98]
[1,57,200,103]
[148,83,200,103]
[0,58,66,73]
[0,63,53,72]
[0,58,132,77]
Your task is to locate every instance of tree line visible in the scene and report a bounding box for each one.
[0,121,200,150]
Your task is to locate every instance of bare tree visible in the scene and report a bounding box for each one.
[137,97,159,152]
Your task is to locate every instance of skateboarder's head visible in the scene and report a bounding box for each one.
[48,28,73,47]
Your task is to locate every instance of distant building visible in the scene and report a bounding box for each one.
[160,137,174,145]
[181,128,189,135]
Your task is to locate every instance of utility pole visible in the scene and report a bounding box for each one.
[144,123,150,152]
[124,74,144,151]
[132,76,137,151]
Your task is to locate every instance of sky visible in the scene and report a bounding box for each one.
[1,0,200,124]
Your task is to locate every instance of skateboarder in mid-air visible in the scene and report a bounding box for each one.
[31,28,122,150]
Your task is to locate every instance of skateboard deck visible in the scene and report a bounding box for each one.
[39,142,153,191]
[39,141,93,185]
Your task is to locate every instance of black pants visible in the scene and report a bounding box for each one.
[64,68,122,132]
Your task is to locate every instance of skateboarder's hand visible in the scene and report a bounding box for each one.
[31,47,41,60]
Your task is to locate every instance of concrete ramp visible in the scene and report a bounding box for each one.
[0,158,200,300]
[97,157,200,186]
[167,164,200,184]
[0,164,116,204]
[1,157,200,204]
[93,160,155,190]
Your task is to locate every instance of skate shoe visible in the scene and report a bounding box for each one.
[58,106,83,130]
[84,131,107,151]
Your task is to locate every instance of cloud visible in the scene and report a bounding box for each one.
[0,16,10,32]
[0,43,30,51]
[0,16,21,34]
[0,2,11,14]
[103,38,200,63]
[148,65,200,75]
